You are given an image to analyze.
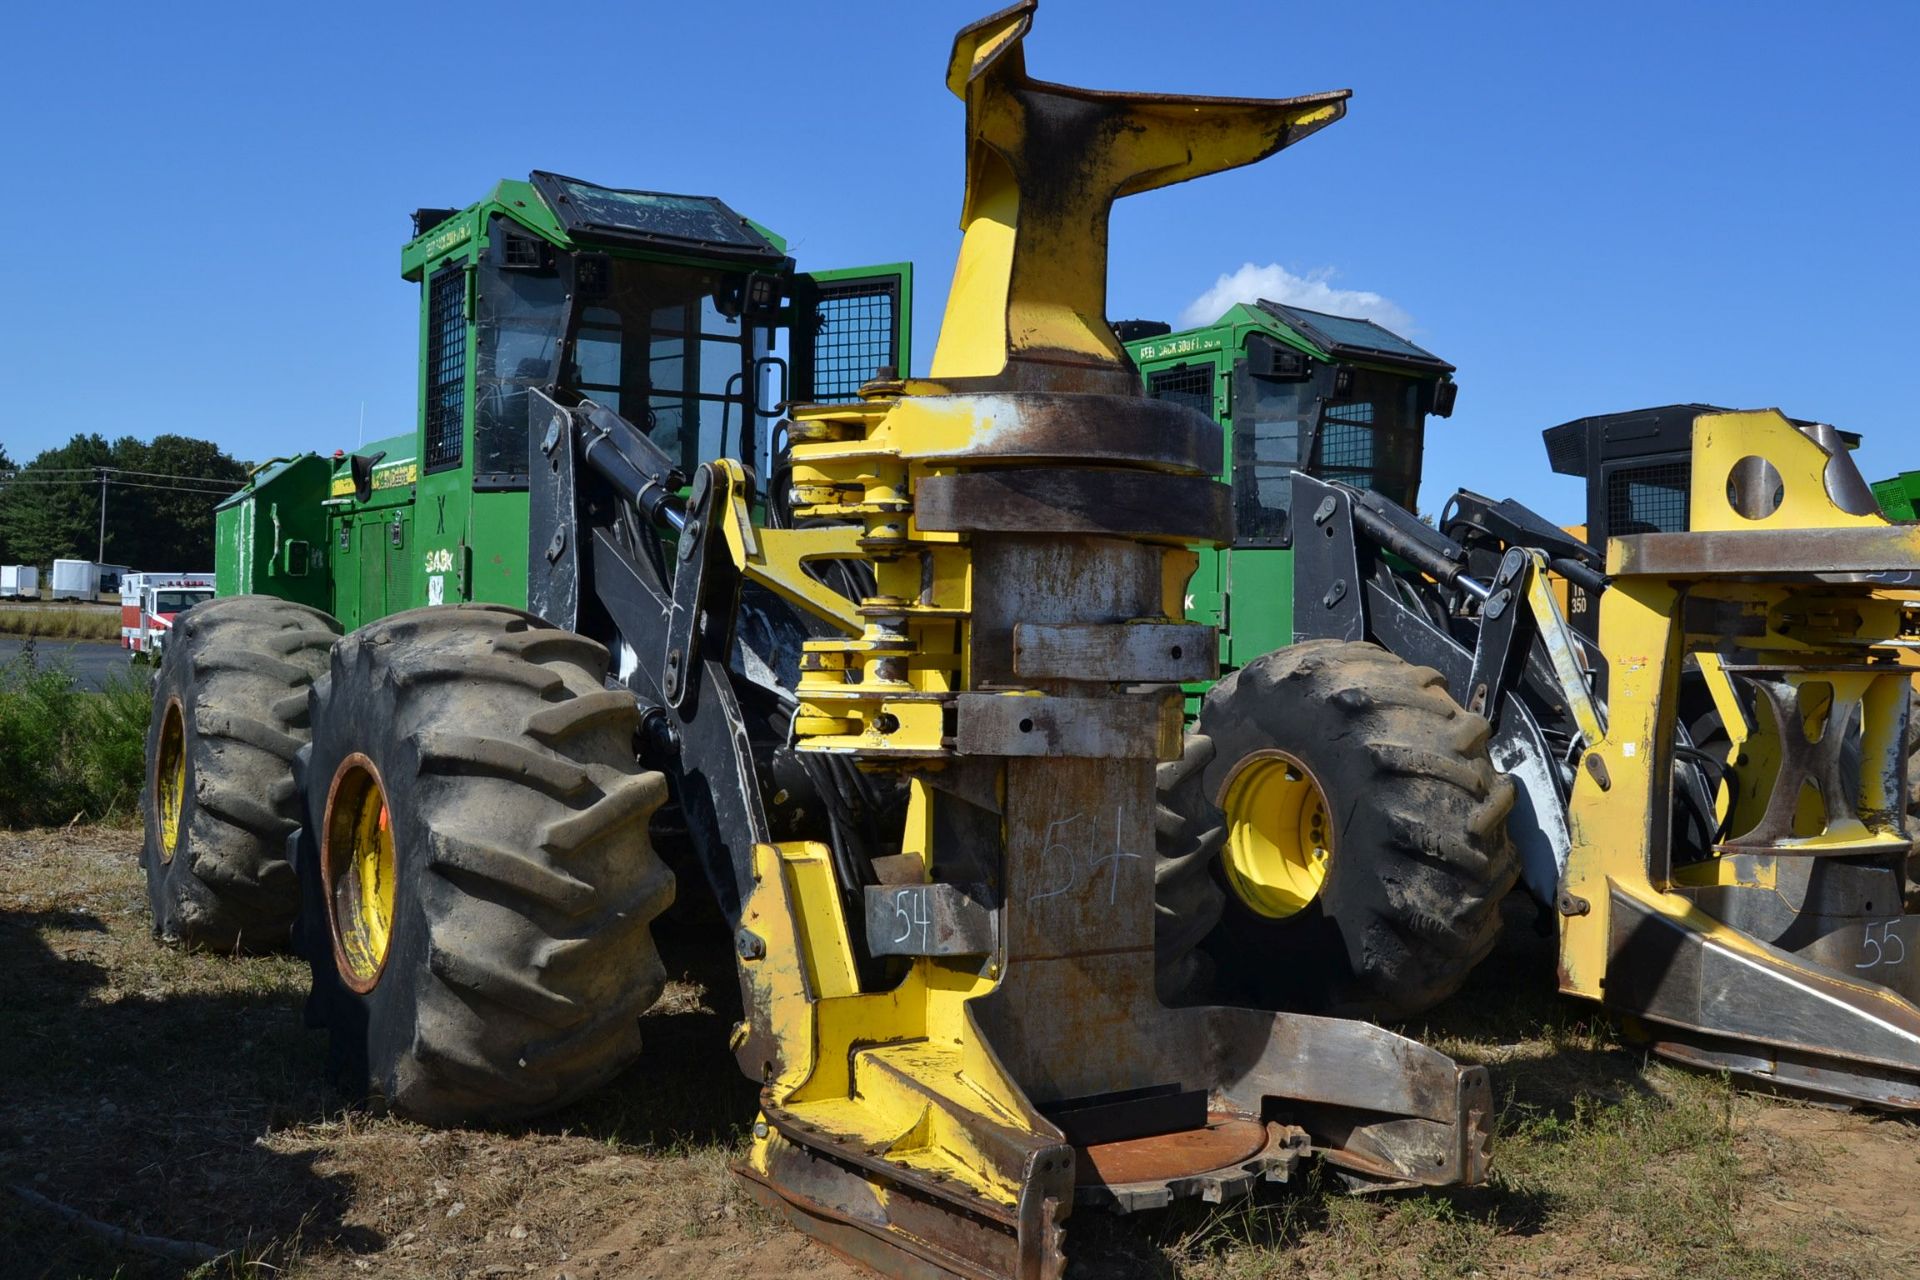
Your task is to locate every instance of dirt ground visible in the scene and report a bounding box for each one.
[4,827,1918,1280]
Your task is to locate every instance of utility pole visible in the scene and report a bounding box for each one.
[96,467,108,562]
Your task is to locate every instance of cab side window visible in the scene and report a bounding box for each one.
[424,264,468,473]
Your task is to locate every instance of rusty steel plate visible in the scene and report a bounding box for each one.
[1012,620,1218,684]
[1074,1114,1270,1187]
[953,690,1178,760]
[883,393,1225,473]
[1608,526,1920,577]
[913,467,1231,541]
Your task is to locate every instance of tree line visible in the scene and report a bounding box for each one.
[0,434,250,571]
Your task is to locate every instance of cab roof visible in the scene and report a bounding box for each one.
[1543,404,1856,478]
[528,171,786,264]
[1123,300,1454,381]
[1255,300,1454,375]
[402,173,788,279]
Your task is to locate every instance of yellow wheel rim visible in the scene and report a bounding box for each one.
[155,699,186,862]
[1218,750,1333,919]
[323,755,397,991]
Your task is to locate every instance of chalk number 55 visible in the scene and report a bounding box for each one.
[1857,920,1906,969]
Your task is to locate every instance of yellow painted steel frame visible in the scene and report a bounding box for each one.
[738,834,1046,1200]
[1559,411,1920,1008]
[787,397,973,756]
[739,364,1079,1280]
[928,10,1344,392]
[1518,549,1605,746]
[703,456,868,637]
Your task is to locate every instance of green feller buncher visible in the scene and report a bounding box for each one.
[143,5,1493,1276]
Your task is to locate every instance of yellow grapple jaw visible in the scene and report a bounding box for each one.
[723,7,1488,1279]
[930,0,1348,393]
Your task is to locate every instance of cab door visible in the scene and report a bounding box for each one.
[343,508,413,627]
[1143,356,1230,648]
[352,512,388,630]
[790,264,913,403]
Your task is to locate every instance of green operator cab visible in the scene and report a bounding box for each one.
[213,171,909,625]
[1120,299,1456,682]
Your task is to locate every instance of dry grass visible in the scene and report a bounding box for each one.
[0,602,122,641]
[3,835,1917,1280]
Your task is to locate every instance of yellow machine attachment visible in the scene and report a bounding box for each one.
[712,5,1492,1277]
[1558,408,1920,1108]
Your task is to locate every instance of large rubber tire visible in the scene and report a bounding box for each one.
[1156,640,1519,1020]
[141,595,341,950]
[292,605,675,1124]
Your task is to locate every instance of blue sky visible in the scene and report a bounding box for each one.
[2,0,1914,524]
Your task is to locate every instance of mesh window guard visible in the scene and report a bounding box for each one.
[1605,462,1691,536]
[1148,363,1213,417]
[806,285,895,403]
[425,267,467,470]
[1317,403,1378,487]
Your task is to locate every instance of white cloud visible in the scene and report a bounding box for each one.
[1178,262,1414,334]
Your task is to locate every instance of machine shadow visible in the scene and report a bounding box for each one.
[1406,895,1665,1118]
[0,903,380,1278]
[529,858,763,1148]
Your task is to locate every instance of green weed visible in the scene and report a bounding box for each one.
[0,643,150,827]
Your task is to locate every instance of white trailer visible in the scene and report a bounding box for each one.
[0,565,38,599]
[50,560,132,601]
[50,559,99,601]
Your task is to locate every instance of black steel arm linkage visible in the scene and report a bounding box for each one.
[591,522,768,924]
[526,387,688,632]
[1462,549,1540,724]
[661,466,737,710]
[574,399,687,532]
[1293,474,1479,658]
[1293,472,1551,737]
[524,377,812,933]
[1343,483,1490,602]
[1441,488,1609,598]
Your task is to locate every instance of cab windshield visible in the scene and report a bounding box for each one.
[1230,362,1423,546]
[153,590,210,613]
[474,231,772,485]
[568,258,767,474]
[1312,368,1421,507]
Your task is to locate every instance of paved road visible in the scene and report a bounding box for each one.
[0,637,133,691]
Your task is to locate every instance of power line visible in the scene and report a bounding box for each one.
[0,466,248,488]
[0,474,238,494]
[0,465,244,564]
[100,479,239,495]
[108,468,249,485]
[1,473,235,486]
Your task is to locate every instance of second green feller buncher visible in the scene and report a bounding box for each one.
[140,5,1492,1277]
[1125,298,1920,1111]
